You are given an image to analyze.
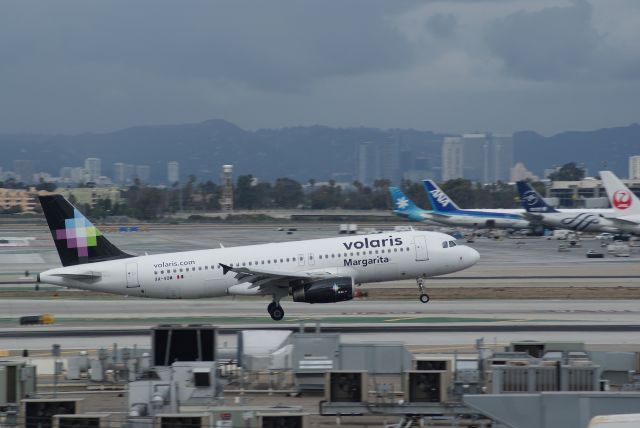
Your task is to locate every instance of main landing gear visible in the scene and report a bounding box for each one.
[267,300,285,321]
[417,278,430,304]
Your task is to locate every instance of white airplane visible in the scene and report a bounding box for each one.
[599,171,640,234]
[422,180,531,230]
[37,195,480,320]
[516,181,620,233]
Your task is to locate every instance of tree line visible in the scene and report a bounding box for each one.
[5,161,588,220]
[76,175,536,220]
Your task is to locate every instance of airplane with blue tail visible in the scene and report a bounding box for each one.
[516,180,620,233]
[388,187,438,223]
[422,180,530,230]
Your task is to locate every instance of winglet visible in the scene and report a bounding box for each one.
[219,263,232,275]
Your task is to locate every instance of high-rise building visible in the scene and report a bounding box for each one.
[59,166,73,180]
[441,133,513,183]
[356,142,378,185]
[84,158,101,182]
[441,137,463,181]
[135,165,151,183]
[629,156,640,179]
[113,163,126,184]
[490,134,514,182]
[71,167,86,183]
[461,134,489,182]
[355,140,402,185]
[219,164,234,211]
[13,160,34,184]
[167,161,180,184]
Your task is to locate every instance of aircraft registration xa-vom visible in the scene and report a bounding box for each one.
[37,195,480,319]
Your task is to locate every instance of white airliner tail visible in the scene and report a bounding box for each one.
[600,171,640,217]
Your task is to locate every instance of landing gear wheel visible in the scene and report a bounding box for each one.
[270,305,285,321]
[267,301,276,314]
[416,278,429,303]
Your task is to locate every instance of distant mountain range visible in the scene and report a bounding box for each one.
[0,120,638,183]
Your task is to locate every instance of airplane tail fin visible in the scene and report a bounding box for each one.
[422,180,461,212]
[600,171,640,215]
[516,181,558,213]
[388,187,420,214]
[39,195,132,267]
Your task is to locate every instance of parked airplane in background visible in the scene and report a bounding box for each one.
[37,195,480,319]
[422,180,530,230]
[516,181,620,233]
[599,171,640,234]
[389,187,436,223]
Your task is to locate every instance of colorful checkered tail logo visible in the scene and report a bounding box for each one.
[39,195,132,267]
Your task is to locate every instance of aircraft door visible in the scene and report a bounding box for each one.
[126,262,140,288]
[414,236,428,261]
[308,253,315,266]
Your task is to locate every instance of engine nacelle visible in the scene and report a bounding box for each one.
[292,277,354,303]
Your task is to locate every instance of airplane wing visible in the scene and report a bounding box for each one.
[429,212,451,218]
[522,212,544,222]
[607,217,639,227]
[219,263,338,292]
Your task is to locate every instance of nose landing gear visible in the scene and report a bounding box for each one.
[417,278,430,303]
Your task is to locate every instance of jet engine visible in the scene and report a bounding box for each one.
[292,277,354,303]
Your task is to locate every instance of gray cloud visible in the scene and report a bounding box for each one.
[0,0,638,135]
[425,13,457,39]
[485,1,599,80]
[0,1,415,91]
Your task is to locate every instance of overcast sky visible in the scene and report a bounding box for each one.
[0,0,638,135]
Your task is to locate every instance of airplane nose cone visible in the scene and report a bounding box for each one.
[464,246,480,267]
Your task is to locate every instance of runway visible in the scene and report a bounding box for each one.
[2,299,640,351]
[1,223,639,351]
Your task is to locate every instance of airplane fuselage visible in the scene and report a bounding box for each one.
[429,212,530,230]
[531,212,620,233]
[39,231,478,299]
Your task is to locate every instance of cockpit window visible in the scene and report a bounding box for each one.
[449,241,456,247]
[442,241,448,248]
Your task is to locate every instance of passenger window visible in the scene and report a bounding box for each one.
[161,270,164,274]
[399,248,403,252]
[442,241,448,248]
[280,259,284,263]
[198,267,201,271]
[204,266,208,270]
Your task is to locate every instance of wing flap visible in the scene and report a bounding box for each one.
[219,263,338,292]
